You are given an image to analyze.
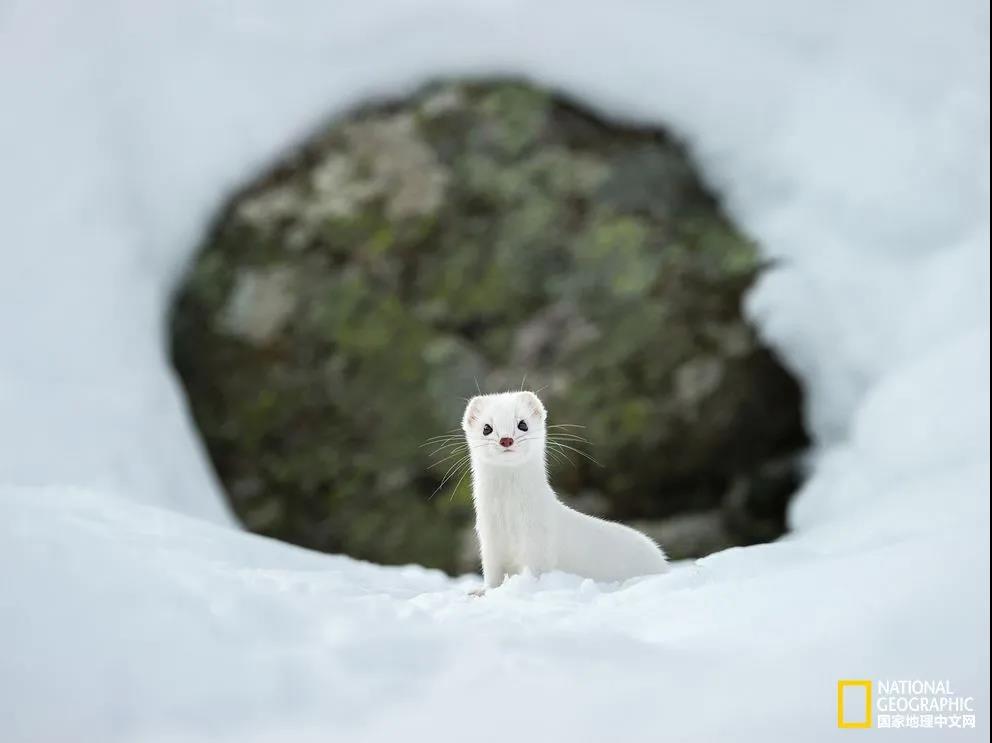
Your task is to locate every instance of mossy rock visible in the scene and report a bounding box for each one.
[171,79,807,570]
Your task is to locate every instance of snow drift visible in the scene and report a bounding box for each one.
[0,1,988,741]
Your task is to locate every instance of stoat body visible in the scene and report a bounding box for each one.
[462,391,669,588]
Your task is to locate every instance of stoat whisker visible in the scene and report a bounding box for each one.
[429,440,489,464]
[547,442,576,467]
[427,425,462,435]
[436,453,470,481]
[421,433,464,446]
[427,441,467,458]
[448,463,473,502]
[422,426,463,438]
[421,436,463,446]
[429,448,469,468]
[430,455,472,499]
[424,436,463,446]
[510,434,593,459]
[423,435,487,457]
[547,439,592,450]
[423,442,464,455]
[510,431,593,450]
[550,441,602,467]
[545,446,571,468]
[427,442,489,500]
[547,431,589,443]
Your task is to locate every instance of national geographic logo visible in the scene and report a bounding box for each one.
[838,680,976,730]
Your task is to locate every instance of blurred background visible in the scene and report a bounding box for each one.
[171,79,808,572]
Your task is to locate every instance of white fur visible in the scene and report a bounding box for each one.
[462,391,669,588]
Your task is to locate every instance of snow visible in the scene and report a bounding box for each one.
[0,1,988,741]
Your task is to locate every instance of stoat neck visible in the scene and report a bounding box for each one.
[471,455,551,499]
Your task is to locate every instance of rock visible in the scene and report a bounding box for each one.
[219,266,298,345]
[722,455,804,545]
[630,511,736,561]
[457,527,482,575]
[170,79,807,572]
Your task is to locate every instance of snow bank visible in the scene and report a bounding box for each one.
[0,1,987,741]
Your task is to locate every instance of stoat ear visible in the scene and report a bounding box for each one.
[519,391,547,422]
[462,396,485,430]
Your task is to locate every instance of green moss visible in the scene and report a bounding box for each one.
[477,82,550,156]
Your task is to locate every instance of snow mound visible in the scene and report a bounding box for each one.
[0,1,987,741]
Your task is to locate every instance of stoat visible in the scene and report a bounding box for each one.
[462,391,669,589]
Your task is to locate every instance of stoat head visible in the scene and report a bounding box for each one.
[462,391,547,466]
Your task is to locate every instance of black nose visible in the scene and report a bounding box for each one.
[499,437,514,448]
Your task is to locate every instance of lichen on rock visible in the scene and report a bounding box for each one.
[170,79,807,571]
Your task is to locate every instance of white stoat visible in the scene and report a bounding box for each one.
[462,391,669,589]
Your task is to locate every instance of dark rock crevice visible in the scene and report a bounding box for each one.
[170,79,808,572]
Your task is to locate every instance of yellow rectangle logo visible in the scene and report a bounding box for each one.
[838,680,873,728]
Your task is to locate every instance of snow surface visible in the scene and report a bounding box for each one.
[0,1,988,741]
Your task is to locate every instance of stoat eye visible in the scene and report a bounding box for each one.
[517,420,528,432]
[482,424,493,436]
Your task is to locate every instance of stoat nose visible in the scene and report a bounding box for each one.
[499,437,514,448]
